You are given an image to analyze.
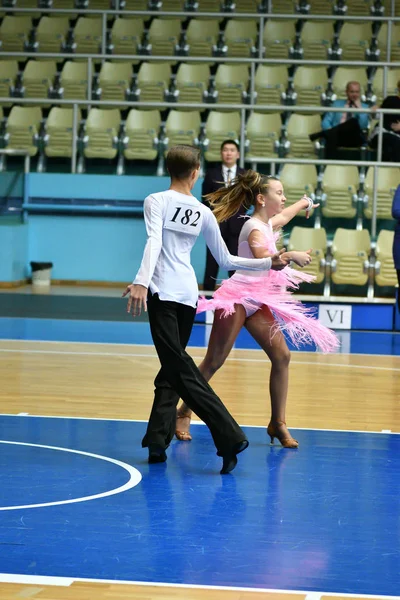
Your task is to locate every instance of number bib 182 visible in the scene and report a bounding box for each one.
[164,202,203,236]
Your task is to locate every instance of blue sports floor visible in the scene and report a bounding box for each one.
[0,316,399,596]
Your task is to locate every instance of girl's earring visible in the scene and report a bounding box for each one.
[261,202,265,207]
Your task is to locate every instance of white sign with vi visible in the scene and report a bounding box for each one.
[318,304,352,329]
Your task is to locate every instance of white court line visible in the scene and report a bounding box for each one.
[0,574,398,599]
[1,336,400,359]
[0,347,399,372]
[0,414,398,435]
[0,441,141,511]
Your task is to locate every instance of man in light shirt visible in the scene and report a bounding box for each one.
[123,145,287,475]
[202,139,246,291]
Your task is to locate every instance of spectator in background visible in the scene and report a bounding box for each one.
[392,185,400,310]
[202,140,245,291]
[369,80,400,162]
[310,81,370,158]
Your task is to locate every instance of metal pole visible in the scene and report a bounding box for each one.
[88,56,93,105]
[250,61,255,108]
[371,165,379,240]
[258,16,264,60]
[383,64,388,98]
[377,109,384,163]
[23,152,30,224]
[387,17,392,63]
[240,107,246,169]
[72,102,78,174]
[101,12,107,57]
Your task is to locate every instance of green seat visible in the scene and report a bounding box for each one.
[308,0,334,14]
[288,226,327,283]
[124,109,161,161]
[321,165,360,219]
[300,21,334,60]
[331,228,371,285]
[255,65,288,107]
[331,67,368,100]
[45,106,81,158]
[60,61,89,101]
[372,68,399,106]
[22,60,57,102]
[109,18,144,61]
[0,60,19,103]
[279,164,317,214]
[293,66,328,107]
[214,63,249,105]
[363,167,400,220]
[148,18,182,56]
[376,23,400,61]
[339,23,372,61]
[84,108,121,159]
[263,19,295,58]
[73,17,102,57]
[224,19,257,58]
[97,62,132,102]
[7,106,42,156]
[375,230,397,287]
[164,110,201,153]
[345,0,373,15]
[137,62,171,104]
[245,112,281,161]
[175,63,210,105]
[36,17,69,55]
[286,114,322,158]
[204,111,241,162]
[0,16,32,52]
[186,19,219,57]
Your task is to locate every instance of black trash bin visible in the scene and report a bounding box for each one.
[30,261,53,288]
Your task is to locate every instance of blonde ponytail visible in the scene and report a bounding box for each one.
[206,170,277,222]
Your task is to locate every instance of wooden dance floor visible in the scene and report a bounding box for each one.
[0,327,399,600]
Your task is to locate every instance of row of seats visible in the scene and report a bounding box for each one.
[0,0,393,17]
[1,105,398,221]
[1,15,400,61]
[288,227,397,288]
[0,60,396,109]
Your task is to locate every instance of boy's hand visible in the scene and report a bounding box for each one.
[271,248,289,271]
[122,284,148,317]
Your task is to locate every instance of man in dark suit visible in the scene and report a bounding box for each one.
[202,139,246,291]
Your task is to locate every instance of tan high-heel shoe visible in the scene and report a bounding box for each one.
[267,421,298,448]
[175,410,192,441]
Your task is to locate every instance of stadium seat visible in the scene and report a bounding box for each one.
[214,64,249,104]
[124,109,161,161]
[175,63,210,105]
[375,230,397,287]
[371,68,399,106]
[245,112,281,161]
[147,19,182,56]
[307,0,334,14]
[331,228,371,286]
[122,0,148,10]
[321,165,359,219]
[288,226,327,283]
[83,108,121,159]
[285,114,322,158]
[338,23,372,61]
[136,62,171,104]
[14,0,41,18]
[36,17,69,55]
[279,164,318,213]
[331,67,368,100]
[270,0,295,12]
[186,19,219,57]
[233,0,260,11]
[60,61,89,101]
[86,0,112,9]
[6,106,42,156]
[96,62,132,102]
[204,110,240,161]
[363,166,400,219]
[292,66,328,107]
[344,0,373,15]
[164,110,201,152]
[22,60,57,102]
[44,106,81,158]
[73,17,102,57]
[196,0,225,15]
[51,0,77,17]
[263,19,296,58]
[224,19,257,58]
[300,21,334,60]
[109,18,144,60]
[254,64,288,106]
[160,0,187,12]
[0,60,19,101]
[0,16,32,52]
[375,23,400,61]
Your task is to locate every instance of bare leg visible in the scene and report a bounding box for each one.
[176,305,247,440]
[245,306,298,448]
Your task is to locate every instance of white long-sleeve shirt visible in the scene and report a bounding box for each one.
[133,190,272,308]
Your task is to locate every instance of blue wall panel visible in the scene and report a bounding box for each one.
[0,221,28,281]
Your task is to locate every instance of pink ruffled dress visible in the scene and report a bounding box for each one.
[197,217,339,353]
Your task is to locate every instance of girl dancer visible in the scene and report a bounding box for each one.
[175,171,339,447]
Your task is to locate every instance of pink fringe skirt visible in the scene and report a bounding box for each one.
[197,267,339,353]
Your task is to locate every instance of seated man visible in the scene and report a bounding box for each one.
[369,79,400,162]
[310,81,370,158]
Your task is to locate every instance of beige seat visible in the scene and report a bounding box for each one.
[270,0,295,12]
[279,164,317,213]
[109,18,144,61]
[331,228,371,285]
[331,67,368,100]
[160,0,186,12]
[371,68,399,106]
[97,62,132,102]
[308,0,335,15]
[288,226,327,283]
[175,63,210,105]
[285,114,322,158]
[321,165,360,219]
[214,64,249,105]
[164,110,201,152]
[375,230,397,286]
[15,0,41,18]
[22,60,57,101]
[51,0,77,17]
[245,112,281,161]
[87,0,111,8]
[0,60,19,101]
[84,108,121,159]
[363,167,400,219]
[204,111,241,162]
[196,0,225,16]
[0,16,32,52]
[300,21,334,60]
[255,65,288,107]
[148,18,181,56]
[293,66,328,107]
[186,19,219,58]
[376,23,400,61]
[233,0,260,11]
[224,19,257,58]
[345,0,373,15]
[137,62,171,104]
[263,19,295,58]
[73,17,102,57]
[60,61,89,101]
[45,106,81,158]
[124,109,161,161]
[122,0,148,10]
[6,106,42,156]
[36,17,69,55]
[338,23,372,61]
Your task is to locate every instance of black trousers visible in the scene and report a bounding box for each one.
[397,270,400,311]
[370,132,400,162]
[142,292,247,455]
